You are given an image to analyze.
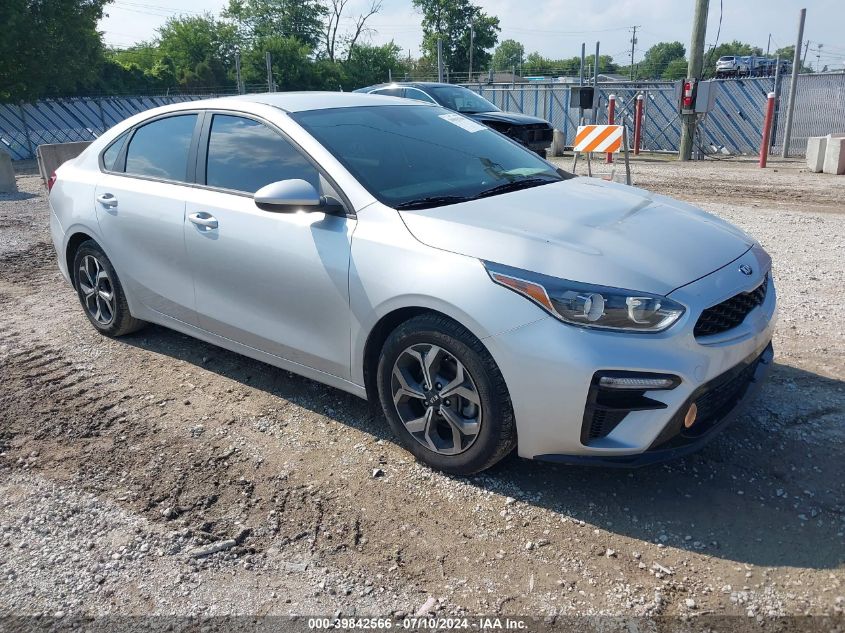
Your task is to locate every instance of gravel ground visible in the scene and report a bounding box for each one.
[1,158,844,625]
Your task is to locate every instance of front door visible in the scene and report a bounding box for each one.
[183,113,355,379]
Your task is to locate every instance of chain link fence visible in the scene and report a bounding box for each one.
[465,73,845,157]
[1,73,843,160]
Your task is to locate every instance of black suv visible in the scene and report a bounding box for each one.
[354,82,553,156]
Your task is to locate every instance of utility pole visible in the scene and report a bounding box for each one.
[592,42,600,124]
[437,37,444,82]
[802,39,810,68]
[235,51,243,94]
[766,33,771,58]
[265,51,274,92]
[629,26,638,80]
[815,43,823,71]
[679,0,709,161]
[579,43,586,125]
[782,8,806,157]
[468,26,474,82]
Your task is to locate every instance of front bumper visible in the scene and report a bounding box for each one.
[484,245,776,463]
[535,341,773,467]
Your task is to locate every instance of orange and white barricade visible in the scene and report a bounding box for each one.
[571,124,631,184]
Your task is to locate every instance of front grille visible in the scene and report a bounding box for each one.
[694,274,768,337]
[693,356,760,425]
[649,344,769,450]
[519,124,553,144]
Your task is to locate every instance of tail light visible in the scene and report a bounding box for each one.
[47,171,57,193]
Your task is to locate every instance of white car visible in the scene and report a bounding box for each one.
[47,93,776,474]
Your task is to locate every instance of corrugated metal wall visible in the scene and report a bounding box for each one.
[467,73,845,156]
[0,95,206,161]
[1,75,842,160]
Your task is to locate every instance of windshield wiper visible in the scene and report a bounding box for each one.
[470,177,557,200]
[394,195,469,210]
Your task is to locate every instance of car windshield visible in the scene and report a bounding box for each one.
[426,85,499,114]
[291,105,568,210]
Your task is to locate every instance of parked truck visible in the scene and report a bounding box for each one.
[715,56,790,78]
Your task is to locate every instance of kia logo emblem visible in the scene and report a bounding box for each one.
[739,264,753,276]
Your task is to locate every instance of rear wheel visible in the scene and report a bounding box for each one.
[376,314,516,475]
[73,241,145,337]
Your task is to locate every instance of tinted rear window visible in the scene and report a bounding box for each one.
[125,115,197,181]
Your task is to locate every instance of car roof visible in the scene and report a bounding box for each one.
[362,82,469,91]
[161,91,423,114]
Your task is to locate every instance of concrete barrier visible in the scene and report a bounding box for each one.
[823,136,845,175]
[550,129,566,157]
[0,151,17,193]
[36,141,92,186]
[805,136,827,173]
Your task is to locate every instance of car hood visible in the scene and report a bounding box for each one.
[467,111,551,127]
[398,178,754,295]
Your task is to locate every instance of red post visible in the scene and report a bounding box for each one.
[606,94,616,164]
[759,91,776,168]
[633,94,644,156]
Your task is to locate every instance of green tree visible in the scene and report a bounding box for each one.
[412,0,500,77]
[242,35,311,90]
[639,41,685,79]
[491,39,524,72]
[224,0,326,50]
[0,0,110,102]
[157,14,239,89]
[344,42,407,88]
[662,58,689,80]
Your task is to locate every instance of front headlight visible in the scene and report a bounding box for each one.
[485,262,685,333]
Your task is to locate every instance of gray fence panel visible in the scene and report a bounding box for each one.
[466,74,845,156]
[0,94,214,160]
[2,78,842,160]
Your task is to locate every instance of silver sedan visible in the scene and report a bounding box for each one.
[48,93,776,474]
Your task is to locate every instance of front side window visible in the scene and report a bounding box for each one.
[292,105,567,210]
[205,115,319,194]
[125,114,197,181]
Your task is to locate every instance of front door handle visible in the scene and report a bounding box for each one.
[97,193,118,209]
[188,212,218,230]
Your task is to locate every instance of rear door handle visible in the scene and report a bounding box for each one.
[188,212,218,230]
[97,193,118,209]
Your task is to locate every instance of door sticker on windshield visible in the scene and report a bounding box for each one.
[439,113,486,133]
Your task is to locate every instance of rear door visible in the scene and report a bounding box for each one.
[94,113,201,324]
[182,112,355,379]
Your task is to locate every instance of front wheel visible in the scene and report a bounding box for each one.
[73,241,145,337]
[376,314,516,475]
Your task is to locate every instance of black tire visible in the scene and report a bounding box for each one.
[72,240,145,337]
[376,313,516,475]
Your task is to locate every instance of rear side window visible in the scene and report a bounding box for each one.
[125,114,197,181]
[404,88,436,104]
[205,114,319,194]
[101,131,129,171]
[373,88,404,98]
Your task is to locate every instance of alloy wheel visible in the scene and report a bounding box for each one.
[78,255,115,326]
[390,343,482,455]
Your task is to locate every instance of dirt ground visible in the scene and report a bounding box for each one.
[1,156,844,624]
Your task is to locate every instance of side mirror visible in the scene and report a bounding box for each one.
[254,179,321,210]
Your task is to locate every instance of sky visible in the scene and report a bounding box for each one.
[99,0,845,71]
